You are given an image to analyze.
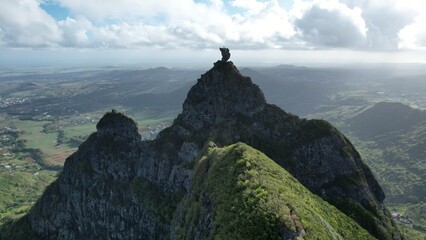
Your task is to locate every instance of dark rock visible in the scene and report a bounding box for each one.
[219,47,230,62]
[167,61,399,239]
[96,110,140,144]
[3,59,401,240]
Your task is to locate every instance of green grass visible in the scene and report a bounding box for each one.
[13,120,59,156]
[62,124,96,140]
[398,225,426,240]
[176,142,375,239]
[0,170,56,224]
[9,109,174,160]
[131,109,177,126]
[136,116,174,126]
[61,123,96,149]
[12,118,93,163]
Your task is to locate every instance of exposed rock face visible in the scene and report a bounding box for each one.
[4,60,401,239]
[160,61,400,239]
[179,61,266,134]
[96,110,140,143]
[26,116,170,239]
[219,47,230,62]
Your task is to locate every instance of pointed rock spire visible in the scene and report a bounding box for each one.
[220,47,230,62]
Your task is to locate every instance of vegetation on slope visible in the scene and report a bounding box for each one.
[310,101,426,239]
[175,142,375,239]
[348,102,425,204]
[0,170,56,224]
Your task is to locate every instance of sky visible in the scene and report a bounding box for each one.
[0,0,425,67]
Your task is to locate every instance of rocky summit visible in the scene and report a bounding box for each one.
[1,58,401,239]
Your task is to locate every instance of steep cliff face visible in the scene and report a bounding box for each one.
[2,60,401,239]
[159,61,400,239]
[24,112,173,239]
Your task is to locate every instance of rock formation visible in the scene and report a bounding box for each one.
[1,57,401,240]
[219,47,230,62]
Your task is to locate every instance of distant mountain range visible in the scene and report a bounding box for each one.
[349,102,426,204]
[350,102,426,138]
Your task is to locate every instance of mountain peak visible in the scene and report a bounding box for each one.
[2,54,401,240]
[181,60,266,131]
[96,110,140,142]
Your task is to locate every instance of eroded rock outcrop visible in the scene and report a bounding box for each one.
[2,57,401,239]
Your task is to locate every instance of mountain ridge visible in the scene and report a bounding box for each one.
[172,142,375,239]
[1,59,401,239]
[350,102,426,138]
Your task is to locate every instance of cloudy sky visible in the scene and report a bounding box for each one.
[0,0,425,67]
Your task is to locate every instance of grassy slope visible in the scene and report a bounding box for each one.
[178,142,375,239]
[0,169,56,224]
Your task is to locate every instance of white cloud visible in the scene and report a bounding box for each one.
[231,1,295,46]
[0,0,62,47]
[58,0,296,49]
[293,0,368,48]
[341,0,418,50]
[58,0,170,21]
[0,0,425,53]
[398,16,426,50]
[95,22,177,48]
[230,0,268,15]
[58,17,93,47]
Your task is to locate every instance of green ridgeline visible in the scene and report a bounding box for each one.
[174,142,375,239]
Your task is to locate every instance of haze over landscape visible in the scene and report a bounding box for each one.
[0,0,426,239]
